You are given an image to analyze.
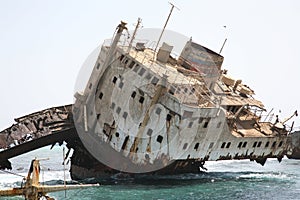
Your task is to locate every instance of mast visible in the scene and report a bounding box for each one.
[154,2,179,53]
[128,18,142,52]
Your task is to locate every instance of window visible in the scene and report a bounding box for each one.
[116,107,121,114]
[139,96,145,104]
[119,82,124,89]
[119,54,125,61]
[131,91,136,98]
[242,142,247,148]
[147,129,153,136]
[96,63,100,69]
[112,76,118,84]
[133,64,140,72]
[183,143,188,150]
[99,92,103,99]
[278,141,283,147]
[157,135,163,143]
[145,73,152,80]
[209,142,214,149]
[128,61,135,69]
[111,102,115,109]
[238,142,243,148]
[155,108,162,115]
[115,132,119,137]
[253,142,257,148]
[203,119,210,128]
[166,114,172,121]
[89,83,92,89]
[221,142,226,148]
[198,117,204,124]
[169,86,175,95]
[194,143,199,150]
[123,112,128,119]
[138,68,146,76]
[188,121,193,128]
[151,77,159,85]
[257,141,262,148]
[272,141,277,148]
[97,114,100,119]
[226,142,231,148]
[121,136,129,150]
[265,141,270,148]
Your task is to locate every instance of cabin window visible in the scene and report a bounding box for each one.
[203,119,210,128]
[188,121,193,128]
[112,76,118,84]
[238,142,243,148]
[138,68,146,76]
[99,92,103,99]
[131,91,136,98]
[253,142,257,148]
[272,141,277,148]
[111,102,115,109]
[115,132,119,137]
[121,136,129,150]
[184,88,188,93]
[116,107,121,114]
[123,112,128,119]
[97,114,101,120]
[278,141,283,147]
[226,142,231,148]
[156,108,162,115]
[166,114,172,121]
[265,141,270,148]
[139,96,145,104]
[124,58,129,65]
[89,83,92,89]
[133,64,140,72]
[194,143,199,150]
[183,143,188,150]
[257,141,262,148]
[151,77,159,85]
[190,88,195,95]
[145,73,152,80]
[119,54,125,61]
[209,142,214,149]
[147,129,153,136]
[169,86,175,95]
[119,82,124,89]
[96,63,100,69]
[221,142,226,148]
[128,61,135,69]
[157,135,163,143]
[242,142,247,148]
[198,117,204,124]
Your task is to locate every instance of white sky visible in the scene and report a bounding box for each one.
[0,0,299,130]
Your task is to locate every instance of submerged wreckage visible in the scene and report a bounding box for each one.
[1,19,300,180]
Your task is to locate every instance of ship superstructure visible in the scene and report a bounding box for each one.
[71,21,297,177]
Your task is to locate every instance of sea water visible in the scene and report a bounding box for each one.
[1,145,299,200]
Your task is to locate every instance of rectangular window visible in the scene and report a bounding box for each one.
[151,77,159,85]
[138,68,146,76]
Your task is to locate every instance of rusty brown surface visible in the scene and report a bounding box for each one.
[0,105,77,169]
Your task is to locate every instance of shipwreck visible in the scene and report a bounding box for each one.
[1,18,300,180]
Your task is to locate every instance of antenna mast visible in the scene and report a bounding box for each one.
[154,2,179,52]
